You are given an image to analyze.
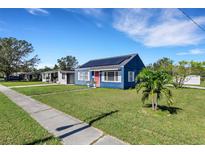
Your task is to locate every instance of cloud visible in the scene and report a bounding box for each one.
[26,8,49,16]
[64,9,104,28]
[176,49,205,55]
[80,9,104,18]
[64,8,104,19]
[113,9,205,47]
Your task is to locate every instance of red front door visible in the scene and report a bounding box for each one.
[94,72,100,87]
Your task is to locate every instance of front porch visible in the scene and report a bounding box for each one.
[42,70,75,84]
[89,69,122,88]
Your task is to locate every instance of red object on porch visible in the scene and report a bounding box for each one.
[94,72,100,87]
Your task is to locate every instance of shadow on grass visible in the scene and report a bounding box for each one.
[144,104,182,114]
[56,110,119,139]
[25,136,56,145]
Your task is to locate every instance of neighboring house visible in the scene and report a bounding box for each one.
[8,72,41,81]
[42,70,75,84]
[183,75,201,85]
[75,53,145,89]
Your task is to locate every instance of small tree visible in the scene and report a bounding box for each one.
[153,57,174,74]
[190,61,205,76]
[136,68,174,110]
[0,37,40,80]
[56,55,78,70]
[53,64,59,70]
[173,61,191,88]
[38,66,53,72]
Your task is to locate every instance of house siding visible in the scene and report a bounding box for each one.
[75,69,91,85]
[100,70,124,89]
[123,55,145,89]
[57,71,67,84]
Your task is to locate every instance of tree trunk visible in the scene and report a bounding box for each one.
[155,101,158,110]
[151,92,155,110]
[152,102,154,110]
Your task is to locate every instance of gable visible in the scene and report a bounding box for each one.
[124,54,145,69]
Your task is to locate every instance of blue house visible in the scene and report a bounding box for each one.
[75,53,145,89]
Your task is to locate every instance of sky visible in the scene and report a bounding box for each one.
[0,8,205,68]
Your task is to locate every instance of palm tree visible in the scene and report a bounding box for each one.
[136,68,174,110]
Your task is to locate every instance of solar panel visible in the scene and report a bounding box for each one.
[79,55,131,68]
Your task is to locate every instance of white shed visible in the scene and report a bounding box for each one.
[183,75,201,85]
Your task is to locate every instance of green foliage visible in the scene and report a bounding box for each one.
[38,66,53,72]
[136,68,173,110]
[147,57,205,88]
[53,64,59,70]
[172,60,191,88]
[190,61,205,76]
[56,55,78,70]
[0,37,40,79]
[148,57,173,74]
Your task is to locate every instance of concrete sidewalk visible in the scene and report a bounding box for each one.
[0,85,126,145]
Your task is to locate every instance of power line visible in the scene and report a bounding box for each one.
[178,8,205,32]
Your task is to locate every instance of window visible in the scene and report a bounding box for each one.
[103,71,121,82]
[62,73,65,79]
[78,71,89,81]
[128,71,135,82]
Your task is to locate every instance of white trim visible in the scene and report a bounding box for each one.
[77,71,90,81]
[87,71,90,81]
[102,71,121,83]
[101,72,105,82]
[102,80,121,83]
[118,71,121,82]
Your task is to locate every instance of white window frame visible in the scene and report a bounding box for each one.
[78,71,90,81]
[128,71,135,82]
[102,71,121,82]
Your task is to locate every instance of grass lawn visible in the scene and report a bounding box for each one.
[0,92,61,145]
[15,86,205,144]
[185,81,205,87]
[13,85,86,96]
[201,81,205,87]
[0,81,47,87]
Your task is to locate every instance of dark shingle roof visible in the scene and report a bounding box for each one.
[79,54,134,68]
